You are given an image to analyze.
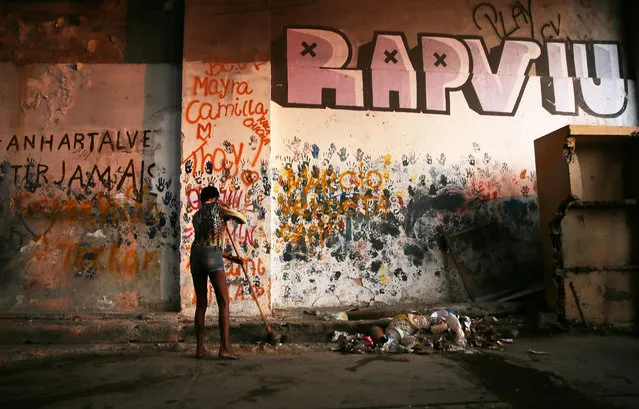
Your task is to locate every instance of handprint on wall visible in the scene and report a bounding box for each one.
[184,159,193,175]
[223,141,233,154]
[338,148,348,162]
[231,177,241,191]
[155,177,169,192]
[249,135,258,150]
[163,191,174,206]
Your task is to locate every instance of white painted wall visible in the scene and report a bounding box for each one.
[267,0,637,309]
[180,59,272,317]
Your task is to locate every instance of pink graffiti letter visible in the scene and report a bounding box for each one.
[542,42,577,115]
[574,43,627,117]
[464,39,541,115]
[420,36,471,113]
[286,28,363,107]
[370,34,417,109]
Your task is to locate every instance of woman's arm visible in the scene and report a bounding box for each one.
[219,205,247,225]
[217,204,246,265]
[223,252,243,264]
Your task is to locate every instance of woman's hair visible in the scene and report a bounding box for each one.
[200,186,219,203]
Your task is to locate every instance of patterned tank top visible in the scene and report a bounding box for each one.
[191,201,227,248]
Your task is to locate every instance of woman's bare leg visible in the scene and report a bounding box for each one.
[211,269,239,359]
[192,273,209,358]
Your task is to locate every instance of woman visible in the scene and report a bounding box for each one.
[190,186,243,359]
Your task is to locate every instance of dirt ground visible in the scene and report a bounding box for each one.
[0,335,638,409]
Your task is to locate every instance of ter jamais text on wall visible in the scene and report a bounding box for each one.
[274,27,629,118]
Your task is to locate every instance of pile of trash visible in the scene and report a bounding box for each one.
[330,310,518,354]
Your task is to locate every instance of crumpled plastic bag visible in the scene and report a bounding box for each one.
[430,309,449,324]
[446,314,466,347]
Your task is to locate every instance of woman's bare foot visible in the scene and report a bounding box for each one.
[196,347,208,359]
[218,348,240,360]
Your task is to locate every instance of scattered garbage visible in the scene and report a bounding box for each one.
[331,331,349,342]
[330,332,375,354]
[430,310,449,322]
[430,323,448,334]
[446,314,466,347]
[329,311,349,321]
[384,313,430,342]
[330,310,520,355]
[369,326,385,343]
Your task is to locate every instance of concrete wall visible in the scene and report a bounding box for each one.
[0,0,183,313]
[0,0,184,64]
[0,63,181,312]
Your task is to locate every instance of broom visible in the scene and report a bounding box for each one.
[224,222,281,345]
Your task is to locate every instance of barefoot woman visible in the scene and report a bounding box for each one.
[190,186,243,359]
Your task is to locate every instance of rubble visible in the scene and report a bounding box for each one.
[330,310,522,354]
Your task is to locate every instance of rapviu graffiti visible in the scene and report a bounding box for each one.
[273,27,628,117]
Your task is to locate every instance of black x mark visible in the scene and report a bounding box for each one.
[434,52,447,67]
[384,49,398,64]
[301,41,317,57]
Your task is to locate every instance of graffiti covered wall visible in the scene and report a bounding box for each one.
[180,3,272,316]
[268,0,637,308]
[0,63,181,312]
[1,0,635,316]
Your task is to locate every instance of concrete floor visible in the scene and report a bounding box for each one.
[0,335,637,409]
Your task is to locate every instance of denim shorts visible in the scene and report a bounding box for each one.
[190,246,225,275]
